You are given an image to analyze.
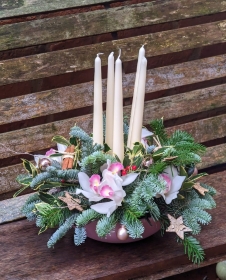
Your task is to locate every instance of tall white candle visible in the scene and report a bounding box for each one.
[127,45,145,148]
[113,50,124,162]
[105,52,114,151]
[93,53,103,145]
[129,57,147,147]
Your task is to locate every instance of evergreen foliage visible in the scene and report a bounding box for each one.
[74,227,87,245]
[76,209,102,227]
[80,151,116,175]
[47,214,78,248]
[96,213,119,237]
[181,236,205,264]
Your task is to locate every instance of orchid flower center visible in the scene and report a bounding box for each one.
[89,174,101,193]
[100,185,114,199]
[108,162,124,174]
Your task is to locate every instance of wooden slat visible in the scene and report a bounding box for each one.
[166,114,226,143]
[2,143,225,196]
[198,144,226,170]
[0,164,26,195]
[1,0,225,51]
[2,54,226,125]
[0,193,33,224]
[1,19,226,86]
[0,0,109,19]
[0,170,224,279]
[1,102,226,159]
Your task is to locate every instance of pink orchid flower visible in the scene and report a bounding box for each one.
[76,171,126,217]
[158,166,186,204]
[76,160,139,216]
[101,159,139,186]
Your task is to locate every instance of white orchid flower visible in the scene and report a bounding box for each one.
[158,166,186,204]
[77,160,139,216]
[76,170,126,217]
[100,159,139,186]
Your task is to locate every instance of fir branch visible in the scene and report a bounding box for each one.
[47,214,78,248]
[150,118,168,144]
[121,209,144,238]
[76,209,102,227]
[74,227,87,245]
[181,236,205,264]
[35,202,72,229]
[182,209,201,235]
[80,151,116,175]
[96,213,119,237]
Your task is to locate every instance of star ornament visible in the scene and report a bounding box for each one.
[166,214,192,240]
[59,191,83,212]
[193,183,209,196]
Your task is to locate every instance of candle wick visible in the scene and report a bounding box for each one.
[97,53,104,57]
[118,48,121,59]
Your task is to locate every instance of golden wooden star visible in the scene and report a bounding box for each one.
[193,183,209,196]
[59,191,83,212]
[166,214,192,240]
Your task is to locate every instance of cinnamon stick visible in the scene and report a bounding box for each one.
[67,145,75,169]
[62,146,70,170]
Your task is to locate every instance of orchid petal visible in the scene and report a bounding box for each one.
[114,189,126,205]
[91,201,117,217]
[165,191,179,204]
[45,148,56,156]
[108,162,124,174]
[122,173,139,186]
[78,172,92,192]
[100,163,108,173]
[57,143,67,152]
[172,175,186,192]
[141,127,153,139]
[99,185,114,199]
[76,189,103,202]
[89,174,101,193]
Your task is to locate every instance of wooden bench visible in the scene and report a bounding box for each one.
[0,0,226,279]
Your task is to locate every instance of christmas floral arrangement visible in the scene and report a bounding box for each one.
[16,119,216,264]
[15,47,216,264]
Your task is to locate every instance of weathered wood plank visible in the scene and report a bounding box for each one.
[1,0,225,51]
[2,56,226,125]
[0,164,26,195]
[2,143,225,196]
[2,19,226,86]
[0,0,109,19]
[0,193,33,224]
[0,170,224,279]
[166,114,226,144]
[1,102,226,159]
[198,144,226,170]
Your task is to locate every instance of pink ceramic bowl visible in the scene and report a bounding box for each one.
[85,217,161,243]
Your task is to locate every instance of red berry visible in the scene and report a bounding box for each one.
[132,165,137,171]
[125,166,130,171]
[61,179,66,183]
[121,169,127,176]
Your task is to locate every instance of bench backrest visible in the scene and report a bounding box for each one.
[0,0,226,223]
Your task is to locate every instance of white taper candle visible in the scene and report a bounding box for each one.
[93,53,103,145]
[113,50,124,162]
[129,57,147,147]
[105,52,115,151]
[127,45,145,148]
